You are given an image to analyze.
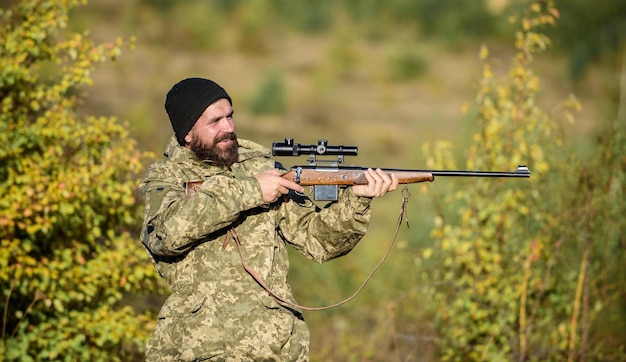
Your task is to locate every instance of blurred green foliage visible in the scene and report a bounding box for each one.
[139,0,623,72]
[388,49,428,82]
[419,1,626,360]
[249,71,287,115]
[0,0,161,360]
[548,0,626,79]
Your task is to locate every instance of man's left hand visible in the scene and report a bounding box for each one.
[352,168,399,198]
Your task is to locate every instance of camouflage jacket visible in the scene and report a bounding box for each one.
[139,136,372,361]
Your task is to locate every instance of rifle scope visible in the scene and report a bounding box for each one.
[272,138,358,157]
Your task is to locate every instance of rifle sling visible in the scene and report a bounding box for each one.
[230,185,412,311]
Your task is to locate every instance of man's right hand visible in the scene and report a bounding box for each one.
[254,169,304,203]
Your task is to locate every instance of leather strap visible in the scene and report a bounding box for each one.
[232,186,412,311]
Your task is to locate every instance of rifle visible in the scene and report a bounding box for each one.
[272,138,530,201]
[185,138,530,312]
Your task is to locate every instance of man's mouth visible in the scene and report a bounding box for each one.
[215,133,237,146]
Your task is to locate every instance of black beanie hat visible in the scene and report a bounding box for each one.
[165,78,232,146]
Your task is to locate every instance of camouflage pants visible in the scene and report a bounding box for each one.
[145,299,310,361]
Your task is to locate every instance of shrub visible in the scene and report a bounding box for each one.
[0,1,160,359]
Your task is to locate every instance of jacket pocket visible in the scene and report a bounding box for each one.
[157,293,228,359]
[158,292,205,318]
[158,293,206,350]
[147,293,209,361]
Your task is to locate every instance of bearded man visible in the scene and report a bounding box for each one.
[139,77,397,361]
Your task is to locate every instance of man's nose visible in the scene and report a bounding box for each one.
[219,118,235,133]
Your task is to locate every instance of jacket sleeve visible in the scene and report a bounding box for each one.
[276,187,373,263]
[140,174,265,257]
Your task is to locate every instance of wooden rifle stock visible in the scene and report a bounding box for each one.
[281,167,435,186]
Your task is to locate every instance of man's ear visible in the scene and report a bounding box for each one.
[184,131,193,145]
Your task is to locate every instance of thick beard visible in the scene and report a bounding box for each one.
[190,132,239,167]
